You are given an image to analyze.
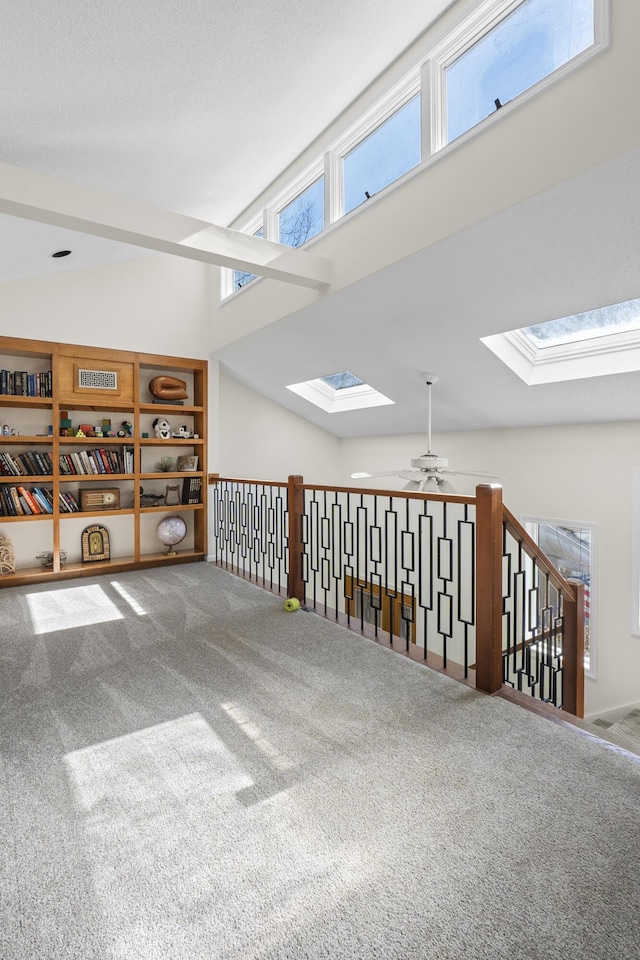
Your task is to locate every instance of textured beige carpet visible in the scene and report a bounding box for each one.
[1,562,639,959]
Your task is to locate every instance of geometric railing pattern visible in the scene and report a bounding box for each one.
[208,475,584,716]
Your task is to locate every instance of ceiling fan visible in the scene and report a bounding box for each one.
[351,374,502,494]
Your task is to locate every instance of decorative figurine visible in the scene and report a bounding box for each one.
[152,417,171,440]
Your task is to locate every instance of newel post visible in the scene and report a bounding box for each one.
[563,579,585,718]
[475,483,504,694]
[287,475,305,602]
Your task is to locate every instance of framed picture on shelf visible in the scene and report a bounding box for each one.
[177,455,198,471]
[81,524,111,563]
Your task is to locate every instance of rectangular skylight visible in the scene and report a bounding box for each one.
[522,298,640,348]
[482,295,640,385]
[287,371,394,412]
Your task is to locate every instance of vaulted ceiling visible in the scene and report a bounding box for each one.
[0,0,453,281]
[2,0,640,438]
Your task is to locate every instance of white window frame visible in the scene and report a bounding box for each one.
[219,213,265,300]
[269,159,326,248]
[329,70,421,223]
[428,0,609,153]
[522,513,598,679]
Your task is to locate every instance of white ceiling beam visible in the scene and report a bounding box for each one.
[0,162,331,289]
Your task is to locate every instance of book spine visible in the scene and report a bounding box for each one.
[9,486,23,515]
[17,486,41,514]
[5,454,20,476]
[1,486,14,515]
[32,488,53,513]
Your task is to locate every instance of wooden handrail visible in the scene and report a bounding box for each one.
[209,474,475,504]
[207,474,286,488]
[502,505,577,603]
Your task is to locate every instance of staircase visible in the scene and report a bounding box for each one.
[587,709,640,757]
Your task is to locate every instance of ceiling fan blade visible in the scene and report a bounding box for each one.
[398,469,425,482]
[448,470,505,479]
[350,470,406,479]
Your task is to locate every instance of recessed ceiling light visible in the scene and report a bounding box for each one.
[51,250,72,258]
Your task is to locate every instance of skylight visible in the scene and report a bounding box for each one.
[286,371,394,413]
[319,371,365,390]
[482,296,640,385]
[522,298,640,348]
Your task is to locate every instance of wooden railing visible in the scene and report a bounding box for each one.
[208,474,585,716]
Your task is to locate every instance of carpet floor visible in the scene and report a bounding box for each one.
[1,562,639,960]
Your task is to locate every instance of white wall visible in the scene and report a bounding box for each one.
[216,370,341,484]
[340,422,640,718]
[0,254,213,359]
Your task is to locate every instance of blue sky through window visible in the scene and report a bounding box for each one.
[446,0,594,142]
[279,178,324,248]
[344,96,421,214]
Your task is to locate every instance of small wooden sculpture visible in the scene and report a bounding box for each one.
[149,376,188,401]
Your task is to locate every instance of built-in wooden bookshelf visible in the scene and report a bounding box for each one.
[0,336,207,586]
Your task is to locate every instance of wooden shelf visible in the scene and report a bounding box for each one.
[139,471,204,480]
[139,403,203,414]
[139,503,203,513]
[0,435,53,444]
[0,337,207,587]
[0,475,53,483]
[0,396,53,409]
[59,436,134,444]
[58,401,136,412]
[139,437,204,446]
[0,512,54,522]
[59,473,133,482]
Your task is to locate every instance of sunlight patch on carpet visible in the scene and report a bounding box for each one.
[63,712,253,818]
[222,701,296,772]
[109,580,148,615]
[26,584,124,635]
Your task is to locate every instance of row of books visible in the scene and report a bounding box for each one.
[0,485,80,516]
[58,446,134,475]
[0,450,54,477]
[0,369,53,397]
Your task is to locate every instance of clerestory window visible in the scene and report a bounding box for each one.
[278,177,324,248]
[445,0,596,143]
[343,95,421,215]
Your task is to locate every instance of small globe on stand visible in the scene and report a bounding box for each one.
[156,515,187,556]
